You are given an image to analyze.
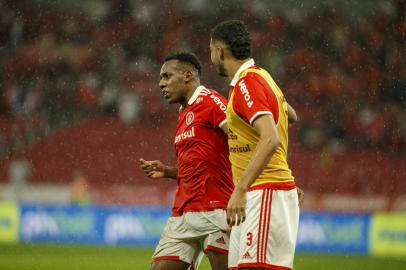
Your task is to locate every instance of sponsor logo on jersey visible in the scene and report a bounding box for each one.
[210,94,227,111]
[229,144,251,153]
[198,89,227,112]
[238,80,253,108]
[174,127,195,143]
[199,89,212,96]
[186,111,194,125]
[228,129,238,140]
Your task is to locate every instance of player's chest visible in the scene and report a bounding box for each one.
[174,109,206,145]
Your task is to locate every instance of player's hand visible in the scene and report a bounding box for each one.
[139,158,166,179]
[297,187,304,206]
[226,186,247,227]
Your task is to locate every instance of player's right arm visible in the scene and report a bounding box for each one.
[139,158,177,179]
[287,103,298,123]
[220,122,229,134]
[206,89,228,134]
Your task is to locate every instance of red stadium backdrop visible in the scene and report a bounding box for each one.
[0,0,405,212]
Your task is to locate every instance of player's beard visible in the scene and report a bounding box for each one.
[218,62,227,77]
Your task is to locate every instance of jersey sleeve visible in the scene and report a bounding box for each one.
[233,74,279,125]
[206,91,228,128]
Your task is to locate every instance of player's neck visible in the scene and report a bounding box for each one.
[226,59,250,81]
[182,83,200,108]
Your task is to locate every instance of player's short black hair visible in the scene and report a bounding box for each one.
[164,51,202,76]
[210,20,251,60]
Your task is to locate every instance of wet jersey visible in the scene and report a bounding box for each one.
[226,59,295,190]
[172,85,234,216]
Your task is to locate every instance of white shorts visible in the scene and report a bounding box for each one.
[153,209,229,269]
[229,188,299,270]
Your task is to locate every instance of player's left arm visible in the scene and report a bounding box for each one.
[297,186,304,206]
[220,122,228,134]
[285,102,304,205]
[287,102,298,123]
[227,114,280,226]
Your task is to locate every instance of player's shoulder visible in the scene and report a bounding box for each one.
[197,88,227,111]
[197,87,222,101]
[204,88,223,98]
[236,68,272,94]
[197,86,213,97]
[239,66,269,83]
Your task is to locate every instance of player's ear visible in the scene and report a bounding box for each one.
[217,47,224,60]
[219,46,225,61]
[184,70,193,82]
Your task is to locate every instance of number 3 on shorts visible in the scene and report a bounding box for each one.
[246,232,253,246]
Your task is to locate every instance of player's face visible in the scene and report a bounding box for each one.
[210,38,227,77]
[159,60,188,104]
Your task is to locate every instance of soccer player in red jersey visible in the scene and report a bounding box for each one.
[140,52,234,270]
[209,20,301,270]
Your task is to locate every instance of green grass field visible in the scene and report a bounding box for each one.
[0,244,405,270]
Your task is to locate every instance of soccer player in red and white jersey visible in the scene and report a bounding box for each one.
[139,52,234,270]
[209,20,301,270]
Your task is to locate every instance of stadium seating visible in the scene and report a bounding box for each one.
[0,116,404,206]
[0,1,404,207]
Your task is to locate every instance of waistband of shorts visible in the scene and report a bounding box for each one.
[171,205,227,217]
[248,181,296,191]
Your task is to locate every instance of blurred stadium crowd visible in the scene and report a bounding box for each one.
[0,0,405,208]
[0,0,404,155]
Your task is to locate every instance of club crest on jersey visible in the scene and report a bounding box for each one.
[186,111,194,125]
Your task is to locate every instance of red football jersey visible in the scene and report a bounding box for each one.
[172,86,234,216]
[229,64,279,125]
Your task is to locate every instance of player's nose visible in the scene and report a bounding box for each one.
[159,79,166,89]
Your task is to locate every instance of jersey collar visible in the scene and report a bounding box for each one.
[230,58,255,87]
[188,85,206,105]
